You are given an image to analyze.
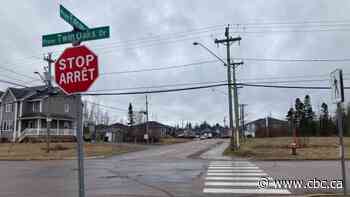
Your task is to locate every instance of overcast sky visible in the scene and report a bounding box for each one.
[1,0,350,126]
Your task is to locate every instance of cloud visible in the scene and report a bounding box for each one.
[1,0,349,126]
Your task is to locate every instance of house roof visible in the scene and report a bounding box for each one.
[9,86,47,100]
[6,85,65,101]
[134,121,173,129]
[110,122,128,129]
[246,117,287,125]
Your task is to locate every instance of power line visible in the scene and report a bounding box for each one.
[82,82,345,96]
[237,57,350,62]
[99,57,350,77]
[88,77,350,93]
[88,80,227,92]
[231,19,350,26]
[0,78,28,88]
[85,100,127,112]
[100,59,220,76]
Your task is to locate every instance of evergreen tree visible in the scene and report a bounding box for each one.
[320,102,329,130]
[304,95,315,122]
[294,98,305,127]
[303,95,316,136]
[128,103,135,126]
[286,107,295,122]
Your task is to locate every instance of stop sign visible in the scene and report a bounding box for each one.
[55,45,98,94]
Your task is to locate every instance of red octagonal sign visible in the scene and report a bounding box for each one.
[55,45,99,94]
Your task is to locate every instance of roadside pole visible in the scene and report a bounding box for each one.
[146,95,149,144]
[337,103,347,195]
[42,5,109,197]
[330,69,347,196]
[44,53,54,153]
[76,94,85,197]
[214,25,241,149]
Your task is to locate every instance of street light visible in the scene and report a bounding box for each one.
[193,41,235,148]
[193,42,226,65]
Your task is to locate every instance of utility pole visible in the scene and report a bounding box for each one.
[145,95,149,144]
[232,61,243,146]
[240,104,247,142]
[43,53,54,153]
[215,25,241,149]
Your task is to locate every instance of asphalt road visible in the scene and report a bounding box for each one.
[0,139,349,197]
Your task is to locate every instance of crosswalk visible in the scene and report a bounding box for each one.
[203,160,291,195]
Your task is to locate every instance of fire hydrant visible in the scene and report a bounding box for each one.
[290,142,297,155]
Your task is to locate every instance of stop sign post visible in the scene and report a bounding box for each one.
[55,45,98,94]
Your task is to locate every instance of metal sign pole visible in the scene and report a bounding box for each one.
[76,94,85,197]
[331,69,347,195]
[337,102,347,195]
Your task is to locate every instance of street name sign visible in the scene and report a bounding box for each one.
[60,5,89,31]
[42,26,109,47]
[55,45,99,94]
[330,69,344,104]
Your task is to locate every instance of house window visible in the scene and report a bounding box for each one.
[32,102,40,112]
[64,104,70,113]
[28,121,34,129]
[64,122,69,129]
[5,104,12,112]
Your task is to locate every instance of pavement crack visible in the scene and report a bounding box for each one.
[108,169,175,197]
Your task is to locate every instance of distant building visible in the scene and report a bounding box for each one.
[129,121,174,142]
[0,86,82,142]
[96,122,128,143]
[244,117,289,137]
[220,127,232,138]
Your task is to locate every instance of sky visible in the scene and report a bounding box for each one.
[1,0,350,126]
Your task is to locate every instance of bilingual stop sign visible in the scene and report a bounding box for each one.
[55,45,98,94]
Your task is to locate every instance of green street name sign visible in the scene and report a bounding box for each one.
[60,5,88,31]
[42,26,110,47]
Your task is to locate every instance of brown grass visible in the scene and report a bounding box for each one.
[223,137,350,160]
[0,143,145,160]
[158,137,192,145]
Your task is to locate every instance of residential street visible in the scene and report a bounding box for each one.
[0,139,349,197]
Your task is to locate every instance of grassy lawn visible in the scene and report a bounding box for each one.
[0,143,145,160]
[223,137,350,160]
[158,137,193,145]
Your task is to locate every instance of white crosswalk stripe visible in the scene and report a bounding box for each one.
[203,160,291,195]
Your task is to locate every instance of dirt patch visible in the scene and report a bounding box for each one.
[0,143,145,160]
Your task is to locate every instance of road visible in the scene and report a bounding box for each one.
[0,139,349,197]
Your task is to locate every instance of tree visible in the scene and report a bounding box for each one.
[303,95,316,136]
[286,107,295,122]
[294,98,305,127]
[304,95,315,122]
[320,102,329,132]
[128,103,135,126]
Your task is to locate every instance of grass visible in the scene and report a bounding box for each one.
[0,143,145,160]
[158,137,193,145]
[223,137,350,160]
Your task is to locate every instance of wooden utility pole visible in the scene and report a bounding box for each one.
[43,53,54,153]
[215,25,241,149]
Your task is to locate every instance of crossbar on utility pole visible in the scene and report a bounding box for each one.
[215,25,241,149]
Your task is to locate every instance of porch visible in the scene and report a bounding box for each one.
[18,116,76,142]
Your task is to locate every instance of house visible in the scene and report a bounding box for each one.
[244,117,289,138]
[96,123,128,143]
[0,85,82,142]
[129,121,174,143]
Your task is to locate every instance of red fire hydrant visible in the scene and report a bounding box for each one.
[290,142,297,155]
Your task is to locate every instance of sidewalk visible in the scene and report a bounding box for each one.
[200,141,232,160]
